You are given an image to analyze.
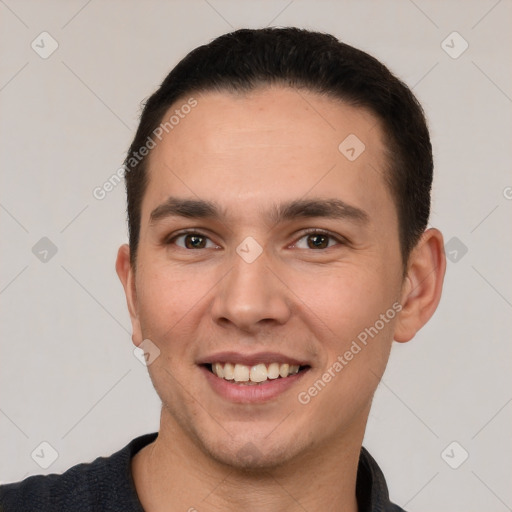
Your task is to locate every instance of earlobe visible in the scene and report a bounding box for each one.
[115,244,143,346]
[394,228,446,343]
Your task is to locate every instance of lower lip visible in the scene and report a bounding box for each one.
[200,365,309,404]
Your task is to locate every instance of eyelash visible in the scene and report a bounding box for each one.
[165,228,346,250]
[292,228,346,249]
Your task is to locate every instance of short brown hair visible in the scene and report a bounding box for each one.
[124,27,433,268]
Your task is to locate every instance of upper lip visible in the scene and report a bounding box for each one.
[197,351,309,367]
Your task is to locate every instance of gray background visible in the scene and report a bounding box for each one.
[1,1,511,510]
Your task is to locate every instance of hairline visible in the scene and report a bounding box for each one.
[129,83,410,272]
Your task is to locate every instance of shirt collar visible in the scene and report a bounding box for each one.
[356,446,406,512]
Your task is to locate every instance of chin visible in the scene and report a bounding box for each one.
[201,431,310,471]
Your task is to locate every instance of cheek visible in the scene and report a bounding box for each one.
[291,264,396,342]
[135,263,213,343]
[291,263,400,404]
[297,281,398,429]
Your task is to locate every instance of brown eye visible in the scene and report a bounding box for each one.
[170,233,217,249]
[293,231,343,250]
[306,234,329,249]
[184,234,206,249]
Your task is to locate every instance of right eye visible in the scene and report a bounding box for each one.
[167,232,219,250]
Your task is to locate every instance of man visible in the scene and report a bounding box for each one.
[0,27,445,511]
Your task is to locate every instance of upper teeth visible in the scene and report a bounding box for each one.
[212,362,300,383]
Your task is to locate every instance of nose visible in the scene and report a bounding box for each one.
[210,248,292,333]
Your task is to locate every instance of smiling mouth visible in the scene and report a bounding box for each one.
[205,362,310,385]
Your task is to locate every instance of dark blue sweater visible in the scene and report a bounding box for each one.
[0,433,406,511]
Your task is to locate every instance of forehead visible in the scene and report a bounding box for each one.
[141,86,395,226]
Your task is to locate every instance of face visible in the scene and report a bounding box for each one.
[120,86,407,469]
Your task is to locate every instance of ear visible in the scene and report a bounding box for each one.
[394,228,446,343]
[116,244,143,347]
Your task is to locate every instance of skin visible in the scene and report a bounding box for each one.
[116,86,446,512]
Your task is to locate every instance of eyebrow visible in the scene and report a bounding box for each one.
[149,196,369,225]
[270,198,369,224]
[149,197,223,224]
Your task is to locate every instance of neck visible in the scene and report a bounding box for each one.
[132,409,365,512]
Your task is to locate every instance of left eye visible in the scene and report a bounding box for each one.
[294,232,341,250]
[173,233,218,249]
